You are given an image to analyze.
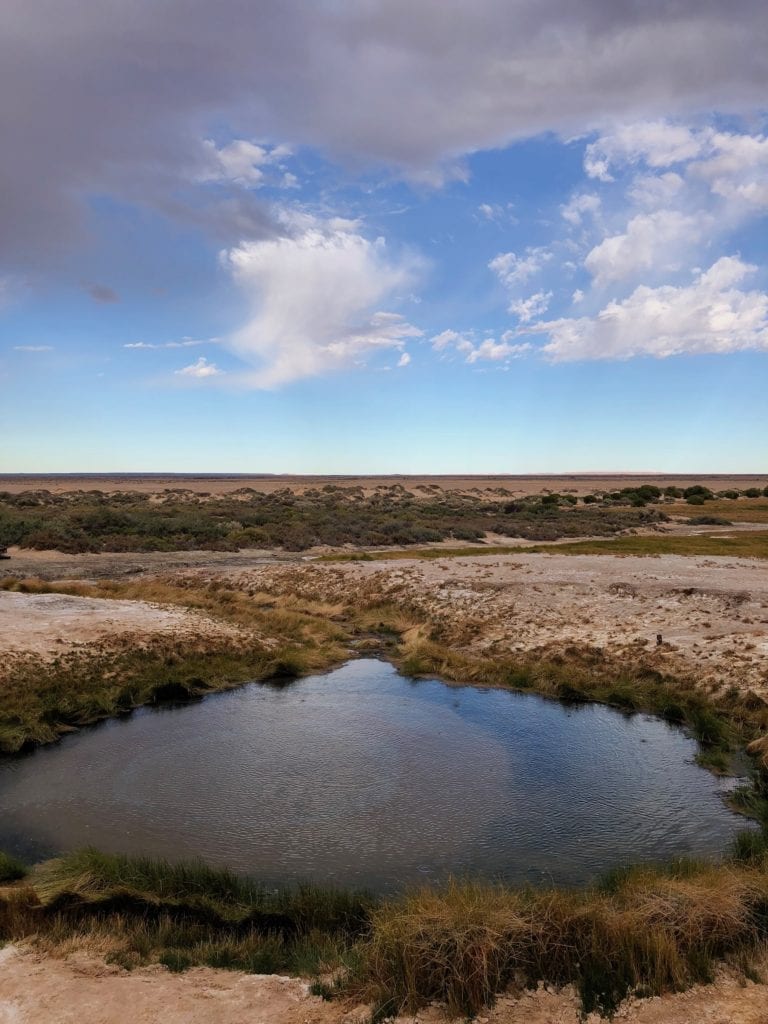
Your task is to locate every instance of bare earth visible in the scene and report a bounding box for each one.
[1,472,765,497]
[1,945,767,1024]
[0,591,247,659]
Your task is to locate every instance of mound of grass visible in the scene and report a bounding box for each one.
[354,858,768,1018]
[0,851,28,883]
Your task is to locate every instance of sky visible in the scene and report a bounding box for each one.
[1,1,767,473]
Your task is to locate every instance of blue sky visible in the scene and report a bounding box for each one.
[1,2,767,472]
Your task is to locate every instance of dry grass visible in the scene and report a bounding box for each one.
[354,857,768,1017]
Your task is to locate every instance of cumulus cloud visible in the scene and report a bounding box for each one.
[584,122,703,181]
[536,257,768,361]
[221,217,421,387]
[466,339,531,363]
[561,193,601,225]
[174,356,224,378]
[489,248,552,289]
[397,352,411,367]
[508,291,552,323]
[584,211,706,286]
[201,139,292,187]
[691,131,768,208]
[430,329,530,364]
[2,2,767,267]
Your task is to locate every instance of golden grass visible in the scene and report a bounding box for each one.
[355,860,768,1017]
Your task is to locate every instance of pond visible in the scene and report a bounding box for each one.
[0,659,748,891]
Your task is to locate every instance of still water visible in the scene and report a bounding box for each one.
[0,659,747,891]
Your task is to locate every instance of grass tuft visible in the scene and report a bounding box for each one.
[0,851,29,883]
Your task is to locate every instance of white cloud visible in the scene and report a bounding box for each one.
[508,290,552,323]
[174,356,225,378]
[222,217,421,387]
[125,337,217,349]
[477,202,515,223]
[430,328,530,364]
[430,329,475,354]
[691,131,768,208]
[536,257,768,361]
[13,345,53,352]
[201,139,291,187]
[561,193,601,225]
[466,339,531,363]
[585,122,703,181]
[489,247,551,289]
[572,289,585,303]
[628,171,685,208]
[584,210,704,287]
[397,351,411,367]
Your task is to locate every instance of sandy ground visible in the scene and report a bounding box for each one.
[0,591,247,659]
[1,473,765,497]
[224,551,768,696]
[1,945,766,1024]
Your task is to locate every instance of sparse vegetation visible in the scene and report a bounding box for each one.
[0,486,668,553]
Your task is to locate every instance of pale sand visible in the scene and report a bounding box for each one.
[0,590,247,659]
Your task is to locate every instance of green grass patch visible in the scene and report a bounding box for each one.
[0,851,28,883]
[525,532,768,559]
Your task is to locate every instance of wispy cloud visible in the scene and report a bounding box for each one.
[13,345,54,352]
[124,337,219,350]
[174,356,225,378]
